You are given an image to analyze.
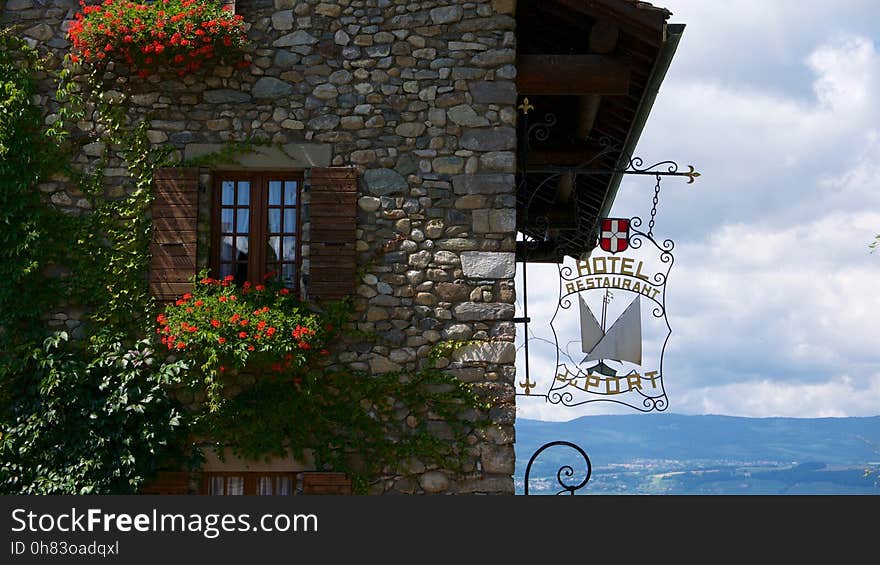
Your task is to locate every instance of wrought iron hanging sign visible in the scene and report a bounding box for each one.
[545,216,673,411]
[515,98,697,493]
[514,99,692,413]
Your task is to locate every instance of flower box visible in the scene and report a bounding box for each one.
[68,0,249,78]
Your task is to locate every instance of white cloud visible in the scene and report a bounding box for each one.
[516,24,880,419]
[659,0,880,92]
[618,32,880,240]
[668,211,880,375]
[808,35,877,110]
[672,373,880,418]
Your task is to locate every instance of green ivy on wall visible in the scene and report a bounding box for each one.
[0,32,492,495]
[0,32,192,494]
[159,276,491,493]
[0,33,70,368]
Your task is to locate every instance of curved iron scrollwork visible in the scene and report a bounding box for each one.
[619,156,701,184]
[523,441,592,495]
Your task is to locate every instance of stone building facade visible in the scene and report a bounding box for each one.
[4,0,519,494]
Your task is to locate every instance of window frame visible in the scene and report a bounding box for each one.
[210,171,304,290]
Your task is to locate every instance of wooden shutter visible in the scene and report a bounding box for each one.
[150,168,200,303]
[308,167,358,301]
[139,471,193,495]
[301,472,353,495]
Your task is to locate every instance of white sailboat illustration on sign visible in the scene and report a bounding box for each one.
[579,293,642,373]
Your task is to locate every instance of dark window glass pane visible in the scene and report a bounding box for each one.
[219,263,233,278]
[258,477,272,496]
[221,181,234,205]
[236,209,250,234]
[221,208,234,233]
[268,209,281,233]
[268,236,280,262]
[265,264,279,281]
[283,237,296,261]
[283,209,296,234]
[226,477,244,496]
[282,263,296,287]
[237,182,250,206]
[277,477,292,495]
[220,236,234,261]
[209,477,225,496]
[284,181,297,205]
[234,236,249,260]
[269,181,282,206]
[234,263,248,285]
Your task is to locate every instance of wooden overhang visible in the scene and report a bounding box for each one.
[515,0,684,262]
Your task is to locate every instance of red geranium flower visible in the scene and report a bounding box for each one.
[68,0,247,74]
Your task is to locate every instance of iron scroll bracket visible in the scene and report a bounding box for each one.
[523,440,592,495]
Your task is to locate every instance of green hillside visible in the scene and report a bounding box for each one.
[516,414,880,494]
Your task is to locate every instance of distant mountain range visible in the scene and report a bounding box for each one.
[515,414,880,494]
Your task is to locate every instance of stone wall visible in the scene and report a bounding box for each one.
[3,0,518,494]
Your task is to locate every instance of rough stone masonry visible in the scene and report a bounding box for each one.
[2,0,519,494]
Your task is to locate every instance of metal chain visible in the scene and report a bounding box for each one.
[648,174,662,238]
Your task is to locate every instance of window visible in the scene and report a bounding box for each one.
[203,472,295,495]
[212,172,302,289]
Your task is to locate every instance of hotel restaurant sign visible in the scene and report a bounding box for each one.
[542,217,673,412]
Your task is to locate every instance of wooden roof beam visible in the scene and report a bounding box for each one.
[577,20,619,141]
[549,0,669,47]
[527,145,618,167]
[517,54,631,96]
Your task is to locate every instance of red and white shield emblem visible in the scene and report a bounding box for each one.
[599,218,629,254]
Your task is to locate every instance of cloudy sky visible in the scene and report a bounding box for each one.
[515,0,880,420]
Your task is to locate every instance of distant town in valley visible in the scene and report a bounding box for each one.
[515,414,880,495]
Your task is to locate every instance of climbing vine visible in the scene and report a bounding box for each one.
[202,362,489,494]
[0,33,70,364]
[1,31,490,494]
[0,33,187,494]
[156,275,490,493]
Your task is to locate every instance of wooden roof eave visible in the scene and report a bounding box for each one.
[550,0,670,47]
[588,22,685,260]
